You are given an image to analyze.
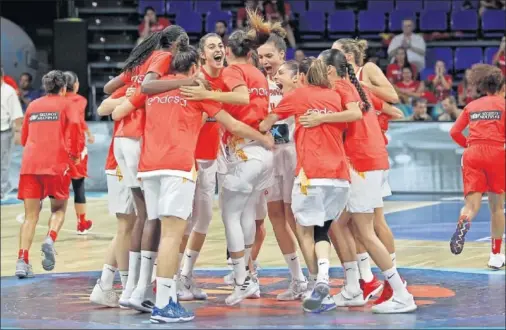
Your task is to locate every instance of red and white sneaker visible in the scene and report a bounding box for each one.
[374,278,408,305]
[359,276,384,302]
[77,220,93,235]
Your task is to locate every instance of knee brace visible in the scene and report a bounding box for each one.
[314,219,333,244]
[71,178,86,204]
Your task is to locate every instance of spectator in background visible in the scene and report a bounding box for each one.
[1,67,24,199]
[425,60,453,104]
[215,20,229,46]
[386,48,418,84]
[387,19,426,71]
[457,69,479,106]
[395,67,425,116]
[438,96,462,121]
[237,0,263,29]
[137,6,170,45]
[492,36,505,76]
[18,73,42,113]
[479,0,505,16]
[263,0,296,48]
[407,98,432,121]
[294,49,305,63]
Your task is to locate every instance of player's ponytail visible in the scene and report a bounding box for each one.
[346,63,371,112]
[172,44,199,74]
[306,58,331,88]
[42,70,67,95]
[63,71,78,92]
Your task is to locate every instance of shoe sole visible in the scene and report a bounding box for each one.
[41,242,55,271]
[15,270,33,279]
[77,223,93,236]
[372,303,418,314]
[488,263,505,270]
[364,283,384,302]
[129,299,153,313]
[150,315,195,324]
[302,283,329,312]
[450,219,470,255]
[225,284,258,306]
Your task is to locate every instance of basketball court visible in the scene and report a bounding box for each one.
[1,193,504,329]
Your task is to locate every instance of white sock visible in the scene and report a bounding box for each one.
[357,252,374,282]
[100,264,116,290]
[244,248,252,268]
[283,253,305,281]
[124,252,141,291]
[390,252,397,267]
[309,273,318,282]
[343,261,361,293]
[178,253,184,270]
[136,251,157,291]
[231,257,247,285]
[119,270,128,289]
[151,260,157,283]
[155,277,176,309]
[181,250,199,277]
[316,258,330,284]
[383,266,410,299]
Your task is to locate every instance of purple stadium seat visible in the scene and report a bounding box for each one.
[285,48,295,60]
[138,0,165,15]
[451,10,478,31]
[395,0,423,11]
[485,47,499,64]
[420,67,435,81]
[298,10,326,37]
[308,0,335,12]
[426,47,453,70]
[194,0,221,13]
[423,0,451,11]
[482,10,506,37]
[389,10,416,32]
[455,47,483,71]
[289,0,306,14]
[358,11,386,33]
[452,0,480,11]
[420,10,447,31]
[167,0,193,14]
[175,11,202,33]
[367,0,394,13]
[328,10,355,36]
[205,10,232,33]
[304,49,321,58]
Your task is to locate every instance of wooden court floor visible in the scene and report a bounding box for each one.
[0,197,494,277]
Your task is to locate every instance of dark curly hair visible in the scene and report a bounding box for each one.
[42,70,67,94]
[469,64,505,95]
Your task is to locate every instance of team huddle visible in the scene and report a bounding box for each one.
[13,9,505,325]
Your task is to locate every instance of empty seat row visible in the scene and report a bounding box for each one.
[299,9,504,37]
[422,46,498,76]
[138,0,221,15]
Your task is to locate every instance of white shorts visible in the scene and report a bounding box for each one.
[221,147,273,193]
[347,169,385,214]
[381,170,392,198]
[143,175,196,220]
[291,180,350,227]
[106,174,135,215]
[266,144,296,203]
[113,137,142,189]
[255,191,267,220]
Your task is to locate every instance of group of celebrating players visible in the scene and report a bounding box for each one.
[13,9,504,325]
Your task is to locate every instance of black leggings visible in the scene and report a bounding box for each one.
[314,219,333,244]
[71,178,86,204]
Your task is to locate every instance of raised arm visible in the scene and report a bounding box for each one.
[299,102,362,128]
[363,62,400,104]
[97,96,126,116]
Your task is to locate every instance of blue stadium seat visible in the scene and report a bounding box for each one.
[389,10,416,32]
[482,10,506,38]
[420,67,435,81]
[484,47,499,64]
[420,10,447,31]
[194,0,221,13]
[175,11,202,34]
[285,48,295,60]
[205,10,233,33]
[358,11,386,33]
[289,0,306,14]
[367,0,394,13]
[298,11,326,39]
[395,0,423,11]
[328,10,355,37]
[451,10,478,38]
[308,0,335,12]
[426,47,453,70]
[423,0,451,11]
[167,0,193,14]
[138,0,165,15]
[454,47,483,71]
